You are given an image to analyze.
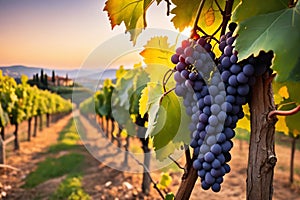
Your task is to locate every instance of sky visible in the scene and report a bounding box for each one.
[0,0,180,70]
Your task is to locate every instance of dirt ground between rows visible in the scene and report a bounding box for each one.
[1,113,300,200]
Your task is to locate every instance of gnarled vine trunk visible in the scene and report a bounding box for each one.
[247,72,277,200]
[33,115,38,137]
[14,123,19,150]
[28,117,32,141]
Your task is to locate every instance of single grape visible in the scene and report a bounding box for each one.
[211,144,222,155]
[224,46,233,56]
[171,54,179,64]
[212,183,221,192]
[243,64,255,76]
[208,115,219,127]
[221,56,231,68]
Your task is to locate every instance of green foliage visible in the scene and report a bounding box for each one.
[79,96,95,116]
[0,73,72,127]
[103,0,154,44]
[164,193,175,200]
[232,0,287,22]
[139,83,190,160]
[235,1,300,83]
[51,175,91,200]
[23,153,84,188]
[158,172,172,190]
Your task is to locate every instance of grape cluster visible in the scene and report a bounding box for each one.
[172,26,265,192]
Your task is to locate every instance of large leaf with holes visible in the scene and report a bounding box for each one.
[235,2,300,82]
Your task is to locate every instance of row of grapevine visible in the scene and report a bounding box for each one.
[100,0,300,199]
[79,65,156,195]
[0,71,73,154]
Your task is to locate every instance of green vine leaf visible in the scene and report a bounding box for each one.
[232,0,287,22]
[235,1,300,82]
[140,83,190,160]
[103,0,154,44]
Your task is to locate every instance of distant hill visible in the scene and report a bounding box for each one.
[0,65,117,82]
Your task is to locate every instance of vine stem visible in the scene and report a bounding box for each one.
[220,0,234,36]
[268,105,300,119]
[191,0,207,38]
[164,0,171,15]
[162,69,175,92]
[127,151,165,199]
[168,155,185,170]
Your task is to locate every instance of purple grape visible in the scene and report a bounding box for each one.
[221,56,231,68]
[193,159,202,170]
[230,64,241,74]
[211,144,222,155]
[171,54,179,64]
[237,72,248,84]
[243,64,255,76]
[230,54,238,63]
[208,115,219,127]
[228,75,238,86]
[224,46,233,56]
[205,172,216,185]
[226,37,235,45]
[237,84,250,96]
[212,183,221,192]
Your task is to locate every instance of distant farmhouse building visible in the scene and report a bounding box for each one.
[48,74,73,87]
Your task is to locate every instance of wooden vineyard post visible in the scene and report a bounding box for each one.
[0,137,5,165]
[247,71,277,200]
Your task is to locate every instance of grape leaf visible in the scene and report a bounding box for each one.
[103,0,154,44]
[156,0,163,4]
[158,173,172,190]
[170,0,240,34]
[275,116,289,135]
[232,0,287,22]
[140,83,190,160]
[116,65,127,79]
[140,36,176,88]
[236,104,250,132]
[273,81,300,104]
[170,0,201,31]
[140,36,175,69]
[285,112,300,137]
[164,193,175,200]
[0,103,9,127]
[235,2,300,82]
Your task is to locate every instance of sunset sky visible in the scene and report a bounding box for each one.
[0,0,178,70]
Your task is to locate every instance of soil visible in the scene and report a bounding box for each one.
[1,112,300,200]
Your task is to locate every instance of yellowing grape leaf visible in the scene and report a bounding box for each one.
[140,36,176,88]
[139,82,162,118]
[236,105,250,132]
[170,0,240,34]
[116,65,127,79]
[140,36,175,69]
[275,116,289,135]
[170,0,200,31]
[103,0,154,44]
[278,86,289,99]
